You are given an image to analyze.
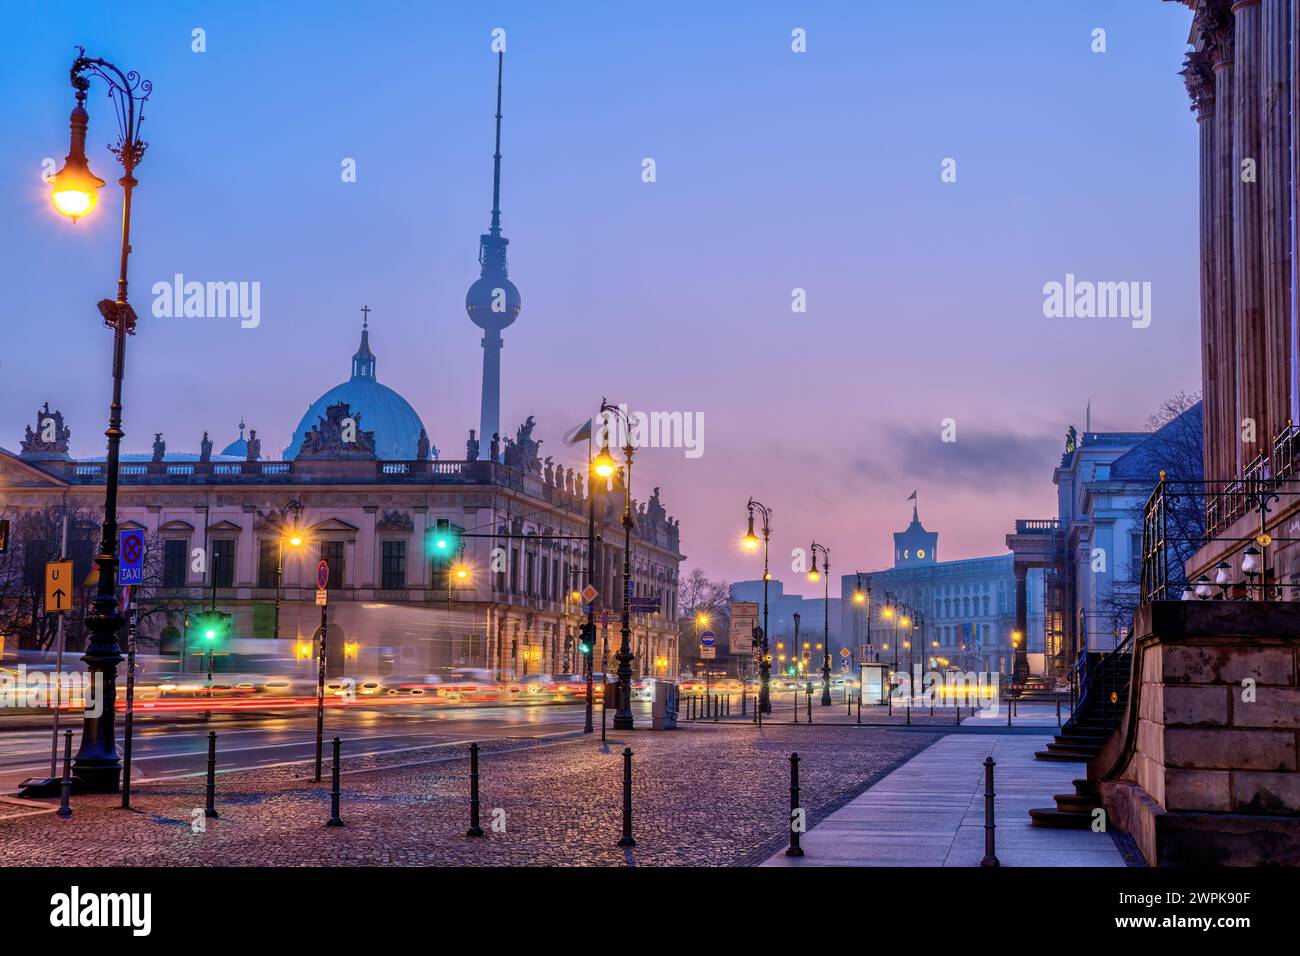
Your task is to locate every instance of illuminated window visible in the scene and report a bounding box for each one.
[917,549,926,559]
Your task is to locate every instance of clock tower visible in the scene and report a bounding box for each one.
[893,494,938,567]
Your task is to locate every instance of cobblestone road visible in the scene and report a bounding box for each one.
[0,722,942,866]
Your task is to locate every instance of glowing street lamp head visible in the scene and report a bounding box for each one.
[853,591,865,604]
[696,613,709,626]
[51,96,104,222]
[742,510,759,550]
[806,568,820,582]
[882,607,893,619]
[454,564,469,580]
[593,440,616,478]
[900,616,910,628]
[289,535,303,548]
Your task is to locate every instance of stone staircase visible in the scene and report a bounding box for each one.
[1028,651,1131,829]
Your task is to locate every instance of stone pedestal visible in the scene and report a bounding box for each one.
[1100,601,1300,865]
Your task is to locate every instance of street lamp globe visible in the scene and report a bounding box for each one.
[593,441,616,478]
[51,96,105,221]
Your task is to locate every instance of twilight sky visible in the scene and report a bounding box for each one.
[0,0,1199,596]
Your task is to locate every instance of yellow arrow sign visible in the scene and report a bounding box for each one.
[45,560,73,614]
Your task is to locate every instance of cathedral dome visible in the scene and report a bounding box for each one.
[284,320,429,461]
[220,420,258,459]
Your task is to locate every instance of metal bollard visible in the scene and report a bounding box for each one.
[806,691,812,724]
[981,756,999,867]
[326,737,344,827]
[794,688,799,723]
[1056,698,1062,727]
[757,694,763,728]
[205,731,219,819]
[618,747,636,847]
[856,691,861,725]
[1007,695,1012,727]
[714,694,719,723]
[466,741,484,837]
[57,730,72,819]
[906,691,911,725]
[785,753,804,857]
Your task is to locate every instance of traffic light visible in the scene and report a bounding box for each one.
[430,518,462,558]
[577,622,594,656]
[195,610,231,645]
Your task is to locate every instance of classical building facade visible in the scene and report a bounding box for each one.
[1171,0,1300,587]
[0,324,684,680]
[840,504,1044,675]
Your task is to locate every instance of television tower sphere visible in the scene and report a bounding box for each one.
[465,273,521,332]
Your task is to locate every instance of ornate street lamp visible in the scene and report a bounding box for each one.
[807,541,832,705]
[52,49,151,793]
[743,498,774,713]
[599,400,638,731]
[273,498,305,640]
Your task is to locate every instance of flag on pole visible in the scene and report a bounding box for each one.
[564,419,593,445]
[907,490,917,501]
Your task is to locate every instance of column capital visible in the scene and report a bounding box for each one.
[1182,49,1216,116]
[1198,0,1235,66]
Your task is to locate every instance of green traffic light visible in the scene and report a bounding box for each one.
[205,629,216,640]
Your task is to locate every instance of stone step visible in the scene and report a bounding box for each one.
[1053,793,1101,814]
[1034,749,1092,762]
[1029,807,1093,829]
[1046,742,1102,756]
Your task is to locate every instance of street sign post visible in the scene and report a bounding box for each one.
[581,584,599,605]
[700,646,717,660]
[44,560,73,614]
[315,559,330,782]
[700,631,716,647]
[117,528,144,586]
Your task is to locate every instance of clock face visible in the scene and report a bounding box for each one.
[917,549,926,559]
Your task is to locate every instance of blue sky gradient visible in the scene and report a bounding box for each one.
[0,0,1199,589]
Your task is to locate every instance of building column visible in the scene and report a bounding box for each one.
[1186,49,1222,482]
[1234,0,1268,466]
[1261,0,1293,444]
[1013,564,1029,679]
[1207,5,1239,480]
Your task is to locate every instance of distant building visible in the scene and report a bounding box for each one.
[1007,407,1203,677]
[840,500,1044,675]
[729,578,842,676]
[0,320,685,679]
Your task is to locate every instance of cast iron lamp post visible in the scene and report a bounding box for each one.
[594,400,637,731]
[742,498,773,713]
[272,498,305,640]
[853,572,871,663]
[51,49,151,792]
[807,542,832,705]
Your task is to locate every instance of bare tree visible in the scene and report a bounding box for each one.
[0,499,101,652]
[676,567,731,664]
[1099,394,1204,635]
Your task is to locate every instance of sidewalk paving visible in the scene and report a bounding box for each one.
[764,729,1128,867]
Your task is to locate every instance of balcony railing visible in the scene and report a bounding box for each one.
[1140,471,1300,603]
[1013,519,1060,534]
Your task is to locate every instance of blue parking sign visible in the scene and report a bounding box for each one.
[118,528,145,586]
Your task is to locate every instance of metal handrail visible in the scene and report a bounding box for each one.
[1140,473,1300,604]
